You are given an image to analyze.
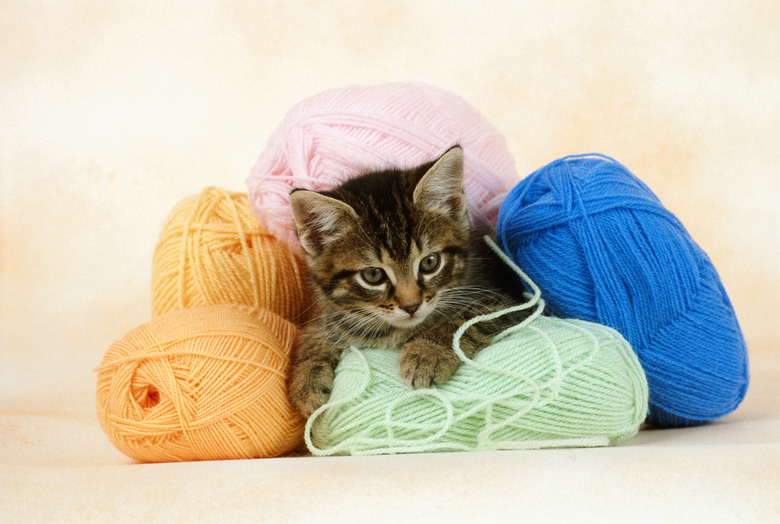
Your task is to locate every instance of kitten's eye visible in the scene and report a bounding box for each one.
[359,267,386,285]
[419,253,441,274]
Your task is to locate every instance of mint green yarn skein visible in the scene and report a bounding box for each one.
[305,239,649,456]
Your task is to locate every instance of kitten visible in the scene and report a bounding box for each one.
[288,146,528,417]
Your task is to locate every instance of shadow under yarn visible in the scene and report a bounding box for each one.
[496,154,749,427]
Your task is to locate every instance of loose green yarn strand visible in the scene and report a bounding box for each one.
[304,238,648,456]
[452,236,545,363]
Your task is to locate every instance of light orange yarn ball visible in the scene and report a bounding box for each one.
[151,187,310,324]
[95,305,305,462]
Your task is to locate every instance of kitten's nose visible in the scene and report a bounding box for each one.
[401,302,421,316]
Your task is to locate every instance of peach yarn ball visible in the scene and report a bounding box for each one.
[151,187,310,324]
[95,305,305,462]
[247,82,520,256]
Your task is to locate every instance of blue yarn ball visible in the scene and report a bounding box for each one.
[496,154,749,427]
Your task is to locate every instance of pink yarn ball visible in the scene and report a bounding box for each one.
[247,82,519,256]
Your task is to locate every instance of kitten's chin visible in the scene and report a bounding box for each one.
[389,316,427,329]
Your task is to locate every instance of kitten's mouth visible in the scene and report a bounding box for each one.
[384,304,433,329]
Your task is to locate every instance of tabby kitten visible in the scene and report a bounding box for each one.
[288,146,528,417]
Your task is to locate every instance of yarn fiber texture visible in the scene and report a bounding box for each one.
[247,82,519,256]
[151,187,309,325]
[305,241,648,456]
[96,305,304,462]
[496,154,749,427]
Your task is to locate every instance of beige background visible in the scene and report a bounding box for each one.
[1,1,778,522]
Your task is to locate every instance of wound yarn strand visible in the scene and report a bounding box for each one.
[496,154,749,427]
[151,187,310,325]
[247,82,520,257]
[96,305,305,462]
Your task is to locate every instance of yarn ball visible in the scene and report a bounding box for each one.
[306,315,648,456]
[95,305,304,462]
[496,154,749,427]
[151,187,310,325]
[247,82,519,256]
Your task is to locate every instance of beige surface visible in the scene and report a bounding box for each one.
[1,1,778,522]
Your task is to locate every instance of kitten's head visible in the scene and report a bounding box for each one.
[289,146,471,334]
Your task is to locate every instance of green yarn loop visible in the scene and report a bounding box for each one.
[304,238,648,456]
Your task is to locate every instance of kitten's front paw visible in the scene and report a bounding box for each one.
[399,340,461,388]
[289,360,334,418]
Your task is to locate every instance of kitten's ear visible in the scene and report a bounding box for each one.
[413,146,468,226]
[289,189,357,256]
